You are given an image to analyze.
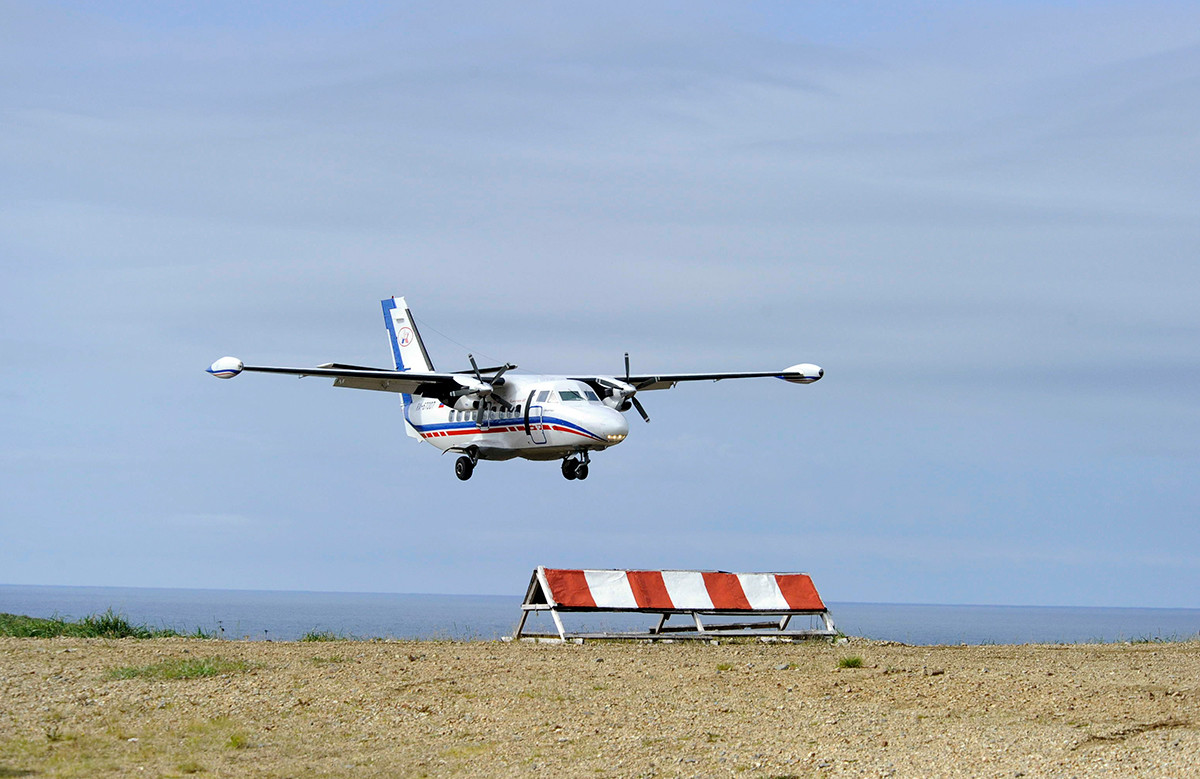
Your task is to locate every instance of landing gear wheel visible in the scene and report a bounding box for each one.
[574,462,589,480]
[561,459,578,480]
[455,456,474,481]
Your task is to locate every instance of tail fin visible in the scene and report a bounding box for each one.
[381,297,434,372]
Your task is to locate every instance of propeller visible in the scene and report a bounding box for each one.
[449,354,515,425]
[598,352,652,423]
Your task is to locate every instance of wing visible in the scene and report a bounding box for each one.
[207,357,464,396]
[572,363,824,392]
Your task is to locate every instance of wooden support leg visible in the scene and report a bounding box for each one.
[514,610,530,639]
[692,612,706,633]
[550,609,567,641]
[778,614,792,631]
[653,613,668,634]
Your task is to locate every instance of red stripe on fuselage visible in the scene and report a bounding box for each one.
[422,424,600,441]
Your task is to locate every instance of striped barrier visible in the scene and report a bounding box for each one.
[513,567,837,641]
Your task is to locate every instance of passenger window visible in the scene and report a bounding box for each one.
[537,390,550,402]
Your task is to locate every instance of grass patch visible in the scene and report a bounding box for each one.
[310,655,348,665]
[299,629,350,642]
[838,656,864,669]
[106,656,253,681]
[715,663,734,672]
[0,609,210,639]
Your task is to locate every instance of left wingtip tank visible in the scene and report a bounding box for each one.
[207,356,244,379]
[781,363,823,384]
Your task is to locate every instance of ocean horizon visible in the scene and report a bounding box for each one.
[3,583,1199,646]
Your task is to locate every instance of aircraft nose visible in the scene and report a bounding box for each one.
[600,407,629,445]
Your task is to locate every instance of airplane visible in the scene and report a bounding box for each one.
[208,297,823,481]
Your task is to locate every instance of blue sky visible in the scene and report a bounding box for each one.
[2,1,1198,607]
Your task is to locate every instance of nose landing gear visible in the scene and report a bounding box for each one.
[561,453,590,481]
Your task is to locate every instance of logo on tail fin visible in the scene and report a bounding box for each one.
[382,296,434,373]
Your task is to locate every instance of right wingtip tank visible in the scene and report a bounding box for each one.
[781,363,823,384]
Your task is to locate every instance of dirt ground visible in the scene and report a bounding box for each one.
[1,636,1197,778]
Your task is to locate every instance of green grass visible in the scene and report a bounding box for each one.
[0,609,210,639]
[310,655,348,665]
[837,656,864,669]
[106,656,253,681]
[299,629,350,642]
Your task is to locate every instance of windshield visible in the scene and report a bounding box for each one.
[558,390,585,401]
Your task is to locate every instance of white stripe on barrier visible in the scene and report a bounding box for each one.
[737,573,790,610]
[661,570,714,610]
[583,569,638,609]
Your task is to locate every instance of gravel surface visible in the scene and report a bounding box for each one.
[1,636,1197,777]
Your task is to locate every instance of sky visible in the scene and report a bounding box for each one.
[2,1,1198,608]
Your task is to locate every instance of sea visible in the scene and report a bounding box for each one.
[3,584,1199,645]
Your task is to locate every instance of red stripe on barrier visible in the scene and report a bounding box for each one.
[701,572,752,610]
[626,571,673,610]
[775,574,825,610]
[543,569,596,608]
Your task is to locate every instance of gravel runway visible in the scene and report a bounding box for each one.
[1,637,1197,777]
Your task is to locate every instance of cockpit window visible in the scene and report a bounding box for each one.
[584,391,600,402]
[536,390,550,402]
[558,390,585,401]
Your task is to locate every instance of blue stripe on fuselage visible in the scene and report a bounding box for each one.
[411,415,604,441]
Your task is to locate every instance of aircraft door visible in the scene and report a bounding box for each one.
[524,390,547,445]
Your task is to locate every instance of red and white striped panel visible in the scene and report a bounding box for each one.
[540,568,826,612]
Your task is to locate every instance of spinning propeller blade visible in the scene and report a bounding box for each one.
[615,352,650,423]
[463,354,515,423]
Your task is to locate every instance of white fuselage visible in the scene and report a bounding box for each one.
[403,374,630,461]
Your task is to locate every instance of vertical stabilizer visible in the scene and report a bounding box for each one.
[381,297,434,372]
[381,297,433,441]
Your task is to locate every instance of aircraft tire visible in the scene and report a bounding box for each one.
[575,463,589,480]
[455,456,474,481]
[561,459,577,480]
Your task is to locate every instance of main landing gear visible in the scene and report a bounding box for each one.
[561,454,589,481]
[455,449,478,481]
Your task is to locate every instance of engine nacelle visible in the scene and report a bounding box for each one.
[781,363,823,384]
[207,356,244,379]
